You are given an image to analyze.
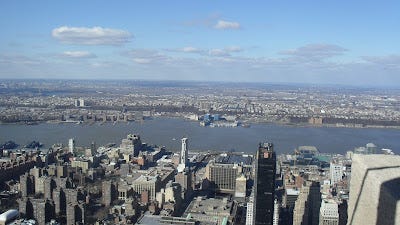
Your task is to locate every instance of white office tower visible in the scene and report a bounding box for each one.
[79,98,85,107]
[177,137,188,172]
[330,163,342,185]
[181,138,188,165]
[347,154,400,225]
[68,138,75,153]
[273,199,280,225]
[319,200,339,225]
[246,192,255,225]
[74,98,85,107]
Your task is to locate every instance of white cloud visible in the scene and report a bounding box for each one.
[280,44,347,60]
[165,46,243,57]
[225,46,243,52]
[0,54,41,65]
[208,47,243,57]
[1,51,400,87]
[52,26,132,45]
[214,20,241,30]
[209,49,231,57]
[62,51,96,58]
[133,58,153,64]
[182,47,202,53]
[125,49,169,64]
[164,47,204,54]
[362,55,400,68]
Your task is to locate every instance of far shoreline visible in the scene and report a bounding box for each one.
[1,115,399,130]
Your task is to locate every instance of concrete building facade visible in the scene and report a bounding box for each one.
[319,200,339,225]
[205,161,238,193]
[347,154,400,225]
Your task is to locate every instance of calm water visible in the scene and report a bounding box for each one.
[0,118,399,154]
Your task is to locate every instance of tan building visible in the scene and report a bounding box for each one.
[235,174,247,198]
[293,182,320,225]
[102,180,114,206]
[35,176,46,194]
[118,183,132,200]
[347,154,400,225]
[71,158,92,172]
[132,175,159,201]
[205,161,239,193]
[175,170,192,200]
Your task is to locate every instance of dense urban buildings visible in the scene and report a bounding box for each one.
[1,0,400,224]
[0,80,399,129]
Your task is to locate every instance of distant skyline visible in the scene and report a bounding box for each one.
[0,1,399,86]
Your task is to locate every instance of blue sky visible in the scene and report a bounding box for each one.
[0,1,399,86]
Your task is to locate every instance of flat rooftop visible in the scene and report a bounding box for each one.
[215,154,252,165]
[185,197,233,216]
[136,215,196,225]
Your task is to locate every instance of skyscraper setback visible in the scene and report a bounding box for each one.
[181,137,188,167]
[177,137,189,173]
[253,142,276,225]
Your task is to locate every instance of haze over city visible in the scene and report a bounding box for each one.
[1,1,400,86]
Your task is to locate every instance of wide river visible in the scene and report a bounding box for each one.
[0,118,399,154]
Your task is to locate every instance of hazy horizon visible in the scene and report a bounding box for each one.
[2,78,400,89]
[1,1,400,86]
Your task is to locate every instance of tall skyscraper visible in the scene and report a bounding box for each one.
[43,177,55,199]
[121,134,142,156]
[330,163,342,186]
[31,199,53,225]
[175,170,192,200]
[67,202,85,225]
[246,191,255,225]
[293,181,321,225]
[52,188,63,215]
[177,137,189,172]
[68,138,75,154]
[273,199,280,225]
[181,138,188,166]
[90,141,96,154]
[254,142,276,225]
[20,173,29,197]
[102,181,113,206]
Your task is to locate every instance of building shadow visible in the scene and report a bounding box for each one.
[349,165,400,225]
[377,177,400,225]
